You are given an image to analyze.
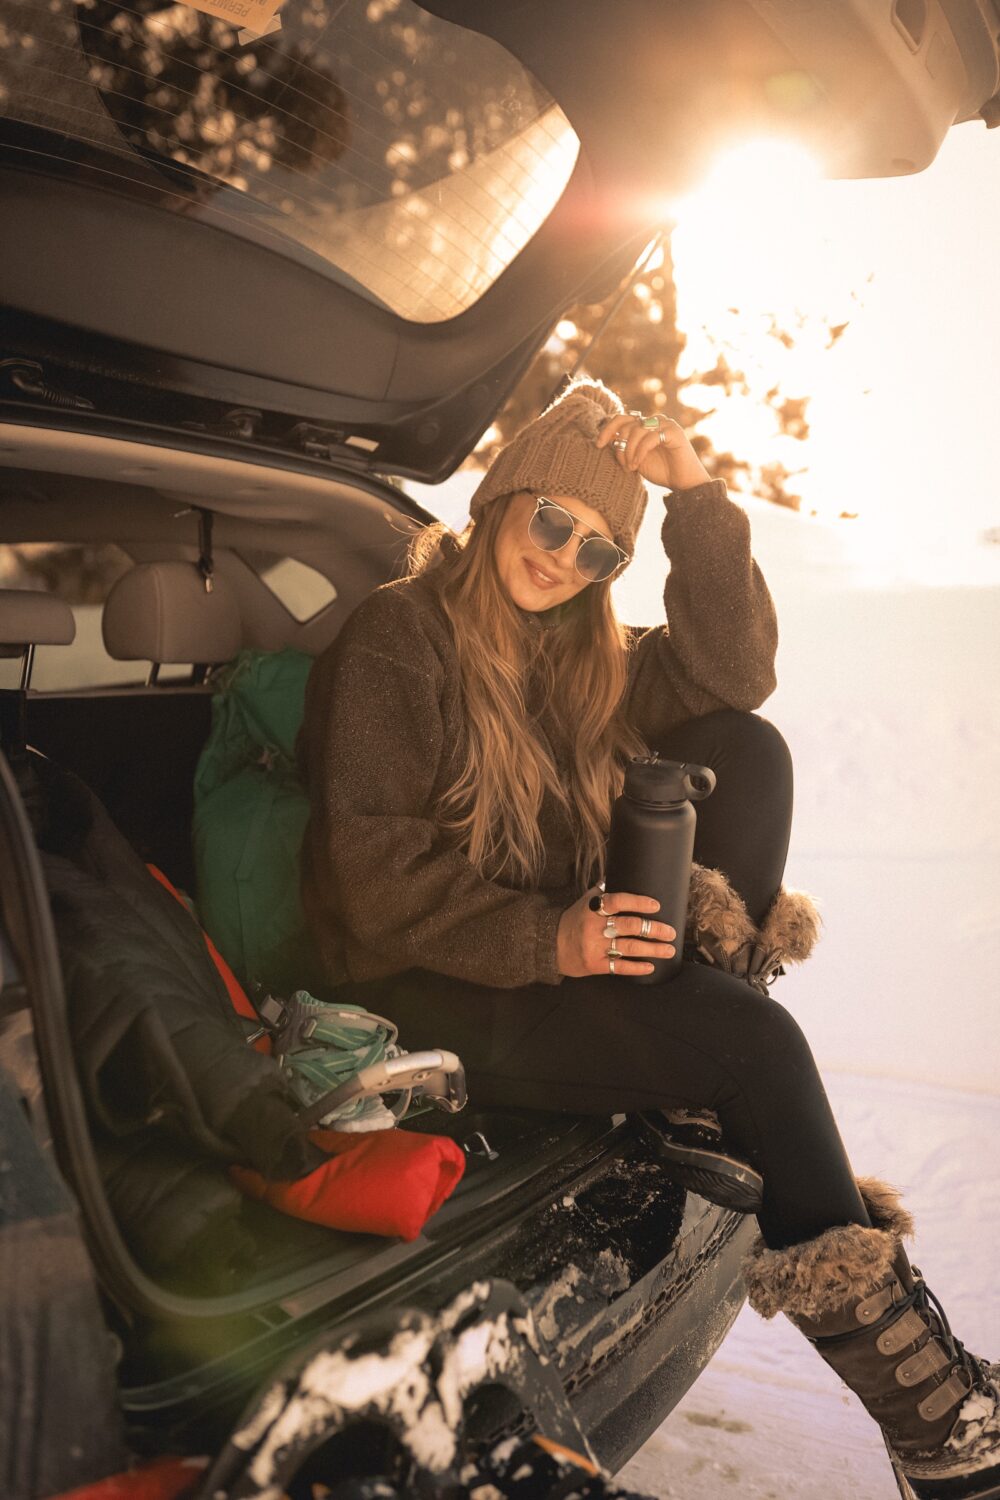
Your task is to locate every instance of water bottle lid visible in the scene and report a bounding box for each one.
[623,755,716,805]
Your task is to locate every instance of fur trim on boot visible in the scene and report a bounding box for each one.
[759,885,822,965]
[685,865,757,960]
[685,865,822,993]
[742,1176,914,1320]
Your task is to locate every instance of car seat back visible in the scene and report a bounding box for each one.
[0,588,76,754]
[102,561,241,684]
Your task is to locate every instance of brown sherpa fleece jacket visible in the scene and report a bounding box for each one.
[298,480,778,990]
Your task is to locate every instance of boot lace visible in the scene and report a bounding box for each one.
[910,1268,991,1396]
[814,1268,990,1397]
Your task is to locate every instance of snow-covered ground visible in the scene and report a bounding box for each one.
[411,471,1000,1498]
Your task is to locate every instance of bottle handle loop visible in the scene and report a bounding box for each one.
[681,763,717,802]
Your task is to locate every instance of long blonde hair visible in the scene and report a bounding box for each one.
[409,497,647,889]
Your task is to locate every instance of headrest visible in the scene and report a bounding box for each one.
[102,562,241,664]
[0,589,76,658]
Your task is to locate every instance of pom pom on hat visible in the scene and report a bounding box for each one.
[469,378,647,559]
[545,377,625,423]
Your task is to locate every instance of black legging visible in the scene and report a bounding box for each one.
[347,711,871,1251]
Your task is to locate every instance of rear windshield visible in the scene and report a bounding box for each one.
[0,0,580,322]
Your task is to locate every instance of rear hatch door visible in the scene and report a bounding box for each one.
[2,0,997,481]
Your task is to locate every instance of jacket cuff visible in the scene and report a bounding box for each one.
[665,478,729,504]
[533,901,565,986]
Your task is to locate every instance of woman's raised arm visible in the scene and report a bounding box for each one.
[595,412,778,745]
[626,479,779,747]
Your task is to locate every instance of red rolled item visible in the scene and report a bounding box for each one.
[45,1455,208,1500]
[230,1126,465,1240]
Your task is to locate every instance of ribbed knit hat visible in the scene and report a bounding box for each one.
[469,379,647,558]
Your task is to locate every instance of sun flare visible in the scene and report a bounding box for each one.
[661,128,1000,577]
[671,138,823,219]
[666,139,872,522]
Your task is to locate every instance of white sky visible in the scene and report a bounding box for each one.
[670,122,1000,578]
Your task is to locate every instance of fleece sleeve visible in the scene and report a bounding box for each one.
[301,605,565,990]
[625,480,779,751]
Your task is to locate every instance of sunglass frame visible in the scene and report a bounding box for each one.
[528,497,630,582]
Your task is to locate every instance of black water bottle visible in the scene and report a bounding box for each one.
[604,755,716,984]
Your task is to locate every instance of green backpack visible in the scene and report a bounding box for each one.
[193,648,323,998]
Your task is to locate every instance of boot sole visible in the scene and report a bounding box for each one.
[903,1475,1000,1500]
[638,1116,764,1214]
[886,1434,1000,1500]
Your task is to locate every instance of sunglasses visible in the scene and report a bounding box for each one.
[527,498,630,583]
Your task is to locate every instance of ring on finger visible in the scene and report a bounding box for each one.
[607,944,622,959]
[639,917,652,938]
[612,437,628,452]
[609,956,617,975]
[642,414,661,429]
[603,918,617,940]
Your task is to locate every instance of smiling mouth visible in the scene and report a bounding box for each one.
[525,557,561,587]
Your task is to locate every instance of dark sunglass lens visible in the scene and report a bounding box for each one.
[576,538,620,581]
[529,503,574,551]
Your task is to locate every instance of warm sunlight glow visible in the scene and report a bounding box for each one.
[671,140,862,523]
[672,138,823,222]
[671,139,834,322]
[662,127,1000,584]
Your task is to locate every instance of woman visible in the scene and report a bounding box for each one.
[299,379,998,1500]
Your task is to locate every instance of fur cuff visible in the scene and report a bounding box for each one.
[686,866,822,967]
[686,865,756,958]
[742,1177,915,1321]
[759,886,822,965]
[856,1175,915,1240]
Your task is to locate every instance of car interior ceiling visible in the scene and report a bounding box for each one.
[0,443,427,533]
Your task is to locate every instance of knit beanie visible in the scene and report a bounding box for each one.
[469,379,647,558]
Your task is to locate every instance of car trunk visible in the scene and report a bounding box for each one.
[1,693,753,1467]
[0,465,754,1483]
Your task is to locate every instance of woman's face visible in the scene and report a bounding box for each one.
[493,490,614,612]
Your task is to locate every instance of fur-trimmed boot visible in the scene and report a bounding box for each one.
[685,864,822,997]
[742,1177,1000,1500]
[641,869,822,1213]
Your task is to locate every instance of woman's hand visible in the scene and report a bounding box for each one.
[556,888,676,979]
[596,411,711,492]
